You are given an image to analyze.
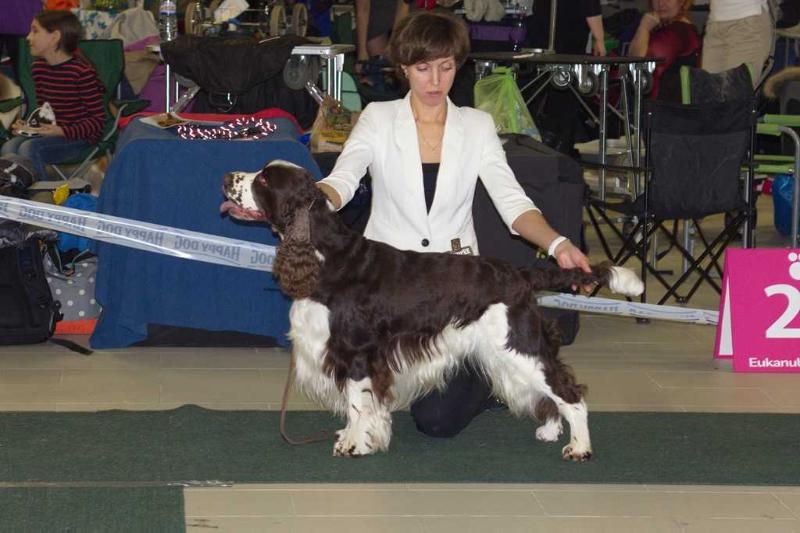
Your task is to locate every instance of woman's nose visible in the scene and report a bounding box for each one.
[431,70,440,86]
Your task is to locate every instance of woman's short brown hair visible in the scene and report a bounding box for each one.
[35,10,82,54]
[388,10,470,68]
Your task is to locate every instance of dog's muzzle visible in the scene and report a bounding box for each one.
[220,170,266,221]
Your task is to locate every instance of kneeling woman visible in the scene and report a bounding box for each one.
[316,10,592,438]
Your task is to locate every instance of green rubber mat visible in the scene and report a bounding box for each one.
[1,405,797,485]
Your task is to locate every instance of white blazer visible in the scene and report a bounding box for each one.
[319,93,539,254]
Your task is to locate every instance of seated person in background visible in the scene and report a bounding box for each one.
[524,0,606,57]
[354,0,414,84]
[523,0,607,154]
[1,10,104,181]
[629,0,701,101]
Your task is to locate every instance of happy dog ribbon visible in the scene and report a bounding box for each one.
[177,117,277,140]
[0,196,720,325]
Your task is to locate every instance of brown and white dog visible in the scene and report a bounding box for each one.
[221,160,643,461]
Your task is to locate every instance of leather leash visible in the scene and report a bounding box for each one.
[279,198,331,445]
[279,352,332,445]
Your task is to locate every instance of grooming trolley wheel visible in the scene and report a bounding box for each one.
[184,0,220,36]
[268,0,309,37]
[183,0,308,37]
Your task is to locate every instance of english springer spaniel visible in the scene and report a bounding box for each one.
[220,160,643,461]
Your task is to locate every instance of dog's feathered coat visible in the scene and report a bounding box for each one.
[221,160,643,460]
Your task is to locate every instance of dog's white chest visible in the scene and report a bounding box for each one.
[287,299,346,413]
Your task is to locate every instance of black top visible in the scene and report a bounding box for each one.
[524,0,602,54]
[422,162,440,213]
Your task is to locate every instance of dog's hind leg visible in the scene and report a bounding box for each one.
[484,353,591,461]
[552,396,591,462]
[477,303,592,462]
[333,377,392,457]
[537,321,592,462]
[533,397,563,442]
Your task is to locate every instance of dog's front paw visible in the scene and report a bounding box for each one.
[333,428,376,457]
[561,441,593,462]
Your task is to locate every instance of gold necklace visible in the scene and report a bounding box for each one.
[416,127,442,151]
[413,110,445,151]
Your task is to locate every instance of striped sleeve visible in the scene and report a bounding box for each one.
[60,61,105,142]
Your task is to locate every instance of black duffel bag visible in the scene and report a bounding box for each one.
[161,35,318,128]
[473,135,586,345]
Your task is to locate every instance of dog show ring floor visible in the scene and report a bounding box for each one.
[1,195,800,532]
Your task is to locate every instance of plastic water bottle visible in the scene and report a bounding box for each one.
[510,14,525,52]
[159,0,178,42]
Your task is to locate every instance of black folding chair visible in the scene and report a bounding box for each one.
[587,95,758,305]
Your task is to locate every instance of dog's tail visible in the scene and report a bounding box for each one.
[524,262,644,297]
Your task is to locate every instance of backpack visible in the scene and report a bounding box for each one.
[0,154,36,197]
[0,225,62,345]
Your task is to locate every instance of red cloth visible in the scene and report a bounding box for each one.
[45,0,78,8]
[118,108,305,134]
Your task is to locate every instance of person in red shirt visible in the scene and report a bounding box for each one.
[629,0,701,101]
[1,10,105,180]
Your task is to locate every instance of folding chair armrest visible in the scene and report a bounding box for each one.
[757,122,782,136]
[111,98,150,117]
[754,162,795,174]
[0,97,23,114]
[762,114,800,128]
[754,154,795,162]
[100,109,124,144]
[100,98,149,145]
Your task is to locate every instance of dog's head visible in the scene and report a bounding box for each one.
[220,160,319,228]
[221,160,324,299]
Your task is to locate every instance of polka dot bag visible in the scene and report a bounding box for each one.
[42,248,100,334]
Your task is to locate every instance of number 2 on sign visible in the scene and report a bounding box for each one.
[765,284,800,338]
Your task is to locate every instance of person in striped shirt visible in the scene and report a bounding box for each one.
[1,10,105,180]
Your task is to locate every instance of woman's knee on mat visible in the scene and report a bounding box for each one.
[411,408,474,438]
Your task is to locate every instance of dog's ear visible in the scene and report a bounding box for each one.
[272,206,320,299]
[274,176,318,231]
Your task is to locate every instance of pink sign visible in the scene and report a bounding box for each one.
[715,248,800,372]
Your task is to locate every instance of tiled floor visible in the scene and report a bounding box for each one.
[1,195,798,532]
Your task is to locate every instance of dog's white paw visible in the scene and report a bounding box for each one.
[561,440,593,462]
[535,419,563,442]
[333,428,378,457]
[608,266,644,296]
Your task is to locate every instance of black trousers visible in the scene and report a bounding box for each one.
[409,361,493,438]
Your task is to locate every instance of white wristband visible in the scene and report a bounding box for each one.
[547,236,568,258]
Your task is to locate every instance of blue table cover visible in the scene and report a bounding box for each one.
[91,118,321,348]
